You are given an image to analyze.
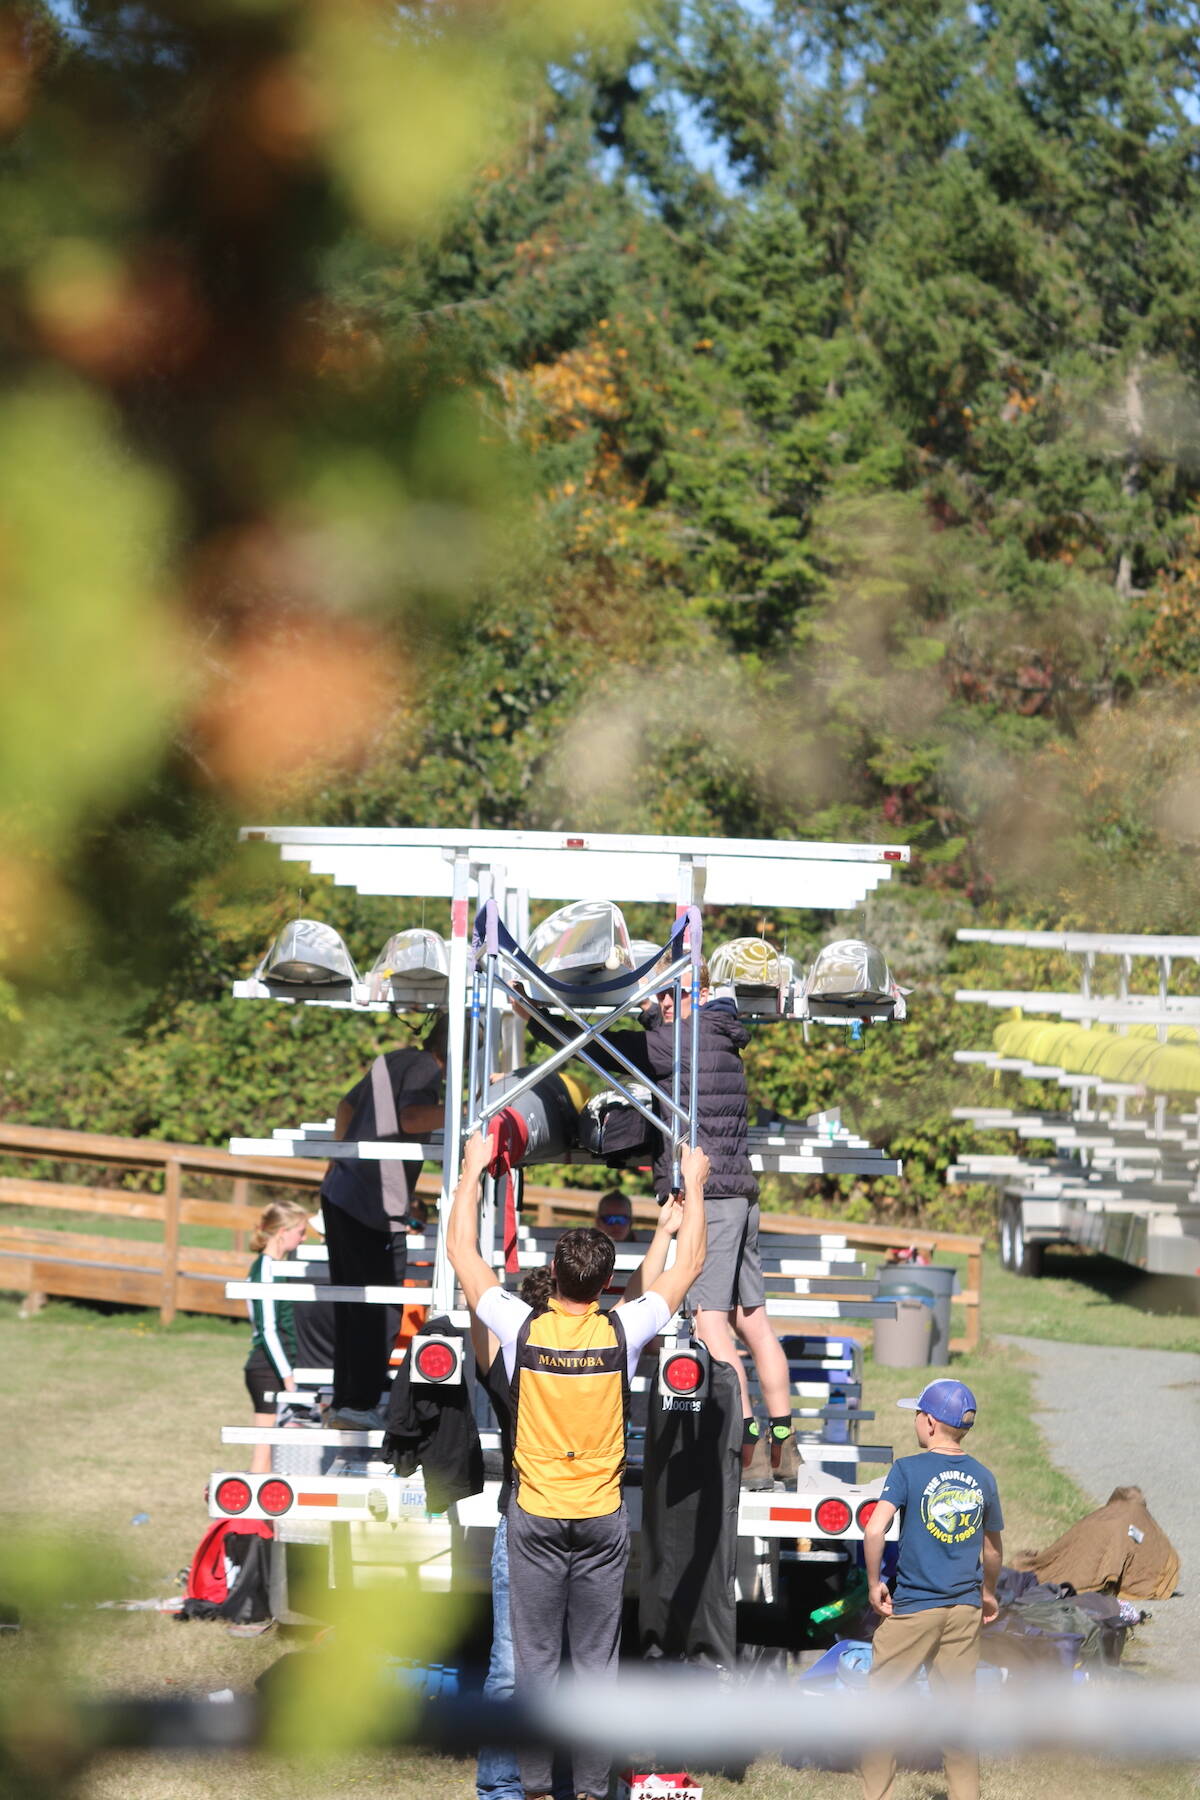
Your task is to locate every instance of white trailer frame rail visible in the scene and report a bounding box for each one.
[952,928,1200,1278]
[216,826,912,1622]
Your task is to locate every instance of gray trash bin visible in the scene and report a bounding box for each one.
[872,1291,933,1368]
[877,1264,959,1365]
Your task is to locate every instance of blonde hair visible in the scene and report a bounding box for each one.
[251,1200,312,1254]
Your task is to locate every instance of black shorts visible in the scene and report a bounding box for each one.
[245,1346,282,1412]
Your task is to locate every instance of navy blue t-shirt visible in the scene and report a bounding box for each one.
[879,1450,1003,1614]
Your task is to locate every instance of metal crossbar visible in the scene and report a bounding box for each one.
[468,898,702,1187]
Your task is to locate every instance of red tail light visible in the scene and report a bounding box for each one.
[258,1479,294,1517]
[215,1477,251,1516]
[662,1352,705,1394]
[857,1500,878,1529]
[414,1340,457,1382]
[814,1498,852,1535]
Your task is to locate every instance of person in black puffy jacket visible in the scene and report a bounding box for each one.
[525,963,796,1483]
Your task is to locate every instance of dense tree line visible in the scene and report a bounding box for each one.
[4,1,1200,1225]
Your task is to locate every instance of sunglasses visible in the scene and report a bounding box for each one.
[600,1213,631,1227]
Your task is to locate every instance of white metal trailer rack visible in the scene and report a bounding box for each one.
[213,827,910,1637]
[951,929,1200,1278]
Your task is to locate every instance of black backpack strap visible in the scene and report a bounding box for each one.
[508,1308,537,1502]
[607,1306,631,1479]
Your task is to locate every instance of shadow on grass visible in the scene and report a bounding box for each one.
[1036,1247,1200,1319]
[0,1291,244,1337]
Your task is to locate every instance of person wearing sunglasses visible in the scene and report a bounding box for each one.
[594,1191,637,1243]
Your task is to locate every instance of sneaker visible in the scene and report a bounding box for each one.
[277,1401,322,1429]
[326,1405,386,1431]
[770,1427,800,1484]
[741,1430,772,1489]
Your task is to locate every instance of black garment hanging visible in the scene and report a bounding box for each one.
[382,1316,484,1514]
[638,1359,741,1668]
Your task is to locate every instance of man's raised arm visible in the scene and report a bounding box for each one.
[645,1144,708,1317]
[446,1132,500,1313]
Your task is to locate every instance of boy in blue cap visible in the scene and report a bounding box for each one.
[861,1378,1004,1800]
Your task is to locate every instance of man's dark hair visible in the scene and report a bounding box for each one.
[552,1227,616,1302]
[423,1012,449,1062]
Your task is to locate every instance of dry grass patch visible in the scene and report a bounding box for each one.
[2,1299,1195,1799]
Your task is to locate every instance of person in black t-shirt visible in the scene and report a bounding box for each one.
[321,1014,447,1426]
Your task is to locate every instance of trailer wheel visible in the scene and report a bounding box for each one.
[1009,1204,1044,1279]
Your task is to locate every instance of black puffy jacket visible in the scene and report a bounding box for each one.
[570,997,757,1202]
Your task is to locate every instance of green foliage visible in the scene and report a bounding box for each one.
[9,0,1200,1231]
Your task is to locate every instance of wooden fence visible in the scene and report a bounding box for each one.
[0,1123,982,1350]
[0,1123,332,1325]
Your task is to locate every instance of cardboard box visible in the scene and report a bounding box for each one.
[616,1773,703,1800]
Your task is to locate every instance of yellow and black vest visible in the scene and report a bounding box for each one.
[512,1299,629,1520]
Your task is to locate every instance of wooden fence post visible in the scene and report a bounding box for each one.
[232,1176,250,1255]
[161,1158,182,1326]
[965,1245,982,1353]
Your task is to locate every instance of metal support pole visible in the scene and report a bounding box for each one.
[482,951,497,1119]
[434,851,473,1314]
[672,973,682,1191]
[1080,951,1094,1031]
[1157,956,1171,1045]
[467,967,482,1126]
[689,952,701,1151]
[501,885,528,1074]
[675,858,703,1162]
[1117,953,1130,1036]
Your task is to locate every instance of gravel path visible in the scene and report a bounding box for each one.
[1002,1335,1200,1679]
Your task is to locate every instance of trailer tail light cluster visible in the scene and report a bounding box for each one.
[662,1353,703,1394]
[813,1497,853,1535]
[258,1479,294,1517]
[213,1475,296,1518]
[745,1492,895,1540]
[214,1477,251,1516]
[410,1335,462,1385]
[657,1342,710,1401]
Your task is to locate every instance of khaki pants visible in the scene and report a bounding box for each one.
[860,1604,982,1800]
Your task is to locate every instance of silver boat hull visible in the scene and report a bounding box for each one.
[523,900,633,989]
[256,918,359,988]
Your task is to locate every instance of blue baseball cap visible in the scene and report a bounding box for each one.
[897,1379,977,1429]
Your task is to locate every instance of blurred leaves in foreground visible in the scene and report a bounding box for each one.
[0,0,630,994]
[0,1524,466,1793]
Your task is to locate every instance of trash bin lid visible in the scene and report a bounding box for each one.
[879,1282,936,1306]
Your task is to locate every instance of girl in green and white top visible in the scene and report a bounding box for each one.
[244,1201,310,1475]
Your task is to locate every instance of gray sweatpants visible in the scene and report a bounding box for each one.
[507,1499,630,1799]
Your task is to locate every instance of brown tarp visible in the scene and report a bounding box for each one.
[1012,1486,1180,1600]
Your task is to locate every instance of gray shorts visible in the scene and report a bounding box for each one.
[688,1194,766,1313]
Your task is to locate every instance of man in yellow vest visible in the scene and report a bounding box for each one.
[449,1131,710,1800]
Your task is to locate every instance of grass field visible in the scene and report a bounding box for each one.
[894,1247,1200,1356]
[976,1247,1200,1351]
[1,1262,1196,1799]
